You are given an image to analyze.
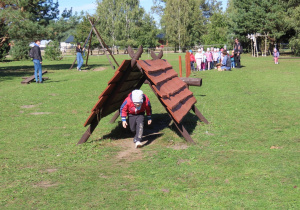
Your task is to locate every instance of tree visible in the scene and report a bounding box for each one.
[0,0,72,60]
[201,12,229,46]
[228,0,288,41]
[161,0,205,51]
[94,0,158,48]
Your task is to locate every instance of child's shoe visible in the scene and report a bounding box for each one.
[135,141,142,148]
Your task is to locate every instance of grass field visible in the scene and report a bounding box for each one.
[1,53,299,209]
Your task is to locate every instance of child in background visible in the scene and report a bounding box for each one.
[205,48,213,70]
[120,89,152,148]
[195,49,202,71]
[189,50,196,71]
[213,48,219,69]
[231,50,235,68]
[201,48,206,70]
[273,48,279,64]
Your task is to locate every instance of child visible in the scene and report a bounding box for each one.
[195,49,202,71]
[120,89,152,148]
[205,48,213,70]
[213,48,219,69]
[189,50,196,71]
[273,48,279,64]
[230,50,235,68]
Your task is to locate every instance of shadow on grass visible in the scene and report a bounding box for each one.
[0,63,106,82]
[92,111,200,146]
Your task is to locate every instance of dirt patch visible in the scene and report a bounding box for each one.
[270,145,283,149]
[49,93,58,96]
[33,181,59,188]
[112,138,143,161]
[177,159,191,165]
[93,67,106,71]
[167,143,189,150]
[46,169,58,173]
[21,105,36,109]
[30,112,51,115]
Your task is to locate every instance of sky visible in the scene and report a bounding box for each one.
[58,0,229,21]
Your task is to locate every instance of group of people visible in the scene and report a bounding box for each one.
[189,38,243,71]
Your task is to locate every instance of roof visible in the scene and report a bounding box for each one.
[65,35,75,43]
[83,57,197,127]
[156,33,165,39]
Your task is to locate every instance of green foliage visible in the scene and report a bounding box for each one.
[10,41,30,60]
[94,0,158,48]
[201,12,229,45]
[44,41,62,60]
[0,0,72,60]
[162,0,205,49]
[0,22,10,60]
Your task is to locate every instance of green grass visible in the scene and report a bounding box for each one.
[1,53,299,209]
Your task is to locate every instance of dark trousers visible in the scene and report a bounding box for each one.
[190,61,195,71]
[234,54,241,68]
[128,114,144,142]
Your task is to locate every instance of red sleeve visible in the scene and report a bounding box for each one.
[144,95,152,117]
[120,98,129,121]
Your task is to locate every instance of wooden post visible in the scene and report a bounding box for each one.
[179,56,182,77]
[191,105,209,124]
[185,51,191,77]
[86,20,94,67]
[78,117,99,144]
[88,18,119,68]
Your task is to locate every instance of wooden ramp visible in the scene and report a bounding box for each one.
[21,71,48,84]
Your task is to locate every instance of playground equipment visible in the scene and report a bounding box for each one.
[78,46,208,145]
[69,17,119,70]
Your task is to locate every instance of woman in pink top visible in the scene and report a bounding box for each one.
[205,48,213,70]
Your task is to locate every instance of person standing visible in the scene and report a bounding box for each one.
[273,48,279,64]
[120,89,152,148]
[32,40,43,83]
[205,48,213,70]
[234,38,243,68]
[195,49,202,71]
[76,42,85,71]
[189,50,196,71]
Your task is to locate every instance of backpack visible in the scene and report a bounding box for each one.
[29,47,34,58]
[226,55,231,67]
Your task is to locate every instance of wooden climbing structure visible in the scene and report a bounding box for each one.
[78,46,208,145]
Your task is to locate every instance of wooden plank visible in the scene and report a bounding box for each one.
[146,68,178,85]
[192,105,209,124]
[167,95,197,124]
[21,71,48,84]
[79,117,99,144]
[98,84,116,99]
[137,59,172,73]
[154,77,187,97]
[91,95,109,112]
[161,87,194,110]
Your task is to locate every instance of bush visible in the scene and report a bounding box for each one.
[0,42,10,61]
[44,41,62,60]
[289,35,300,56]
[10,41,30,60]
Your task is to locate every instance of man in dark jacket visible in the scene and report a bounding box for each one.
[32,40,43,83]
[234,38,242,68]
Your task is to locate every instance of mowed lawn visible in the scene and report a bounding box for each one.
[0,53,299,209]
